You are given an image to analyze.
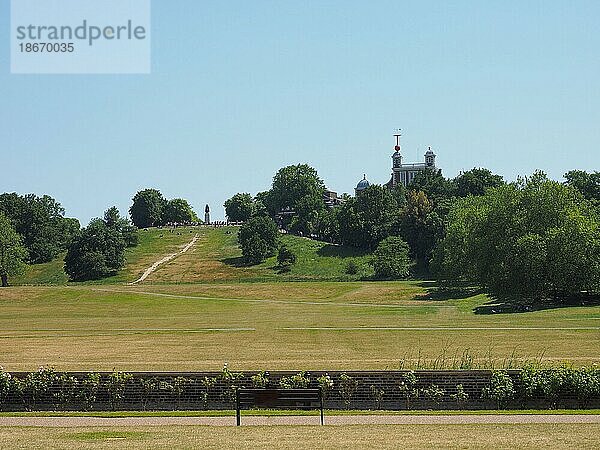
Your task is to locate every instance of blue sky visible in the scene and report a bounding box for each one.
[1,0,599,224]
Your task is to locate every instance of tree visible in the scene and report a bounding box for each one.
[64,218,127,281]
[0,213,27,287]
[238,216,279,264]
[254,191,276,218]
[408,169,455,203]
[399,191,445,272]
[454,168,504,197]
[337,185,401,249]
[224,193,255,222]
[268,164,326,234]
[313,208,340,243]
[163,199,197,224]
[277,244,297,270]
[0,193,79,264]
[564,170,600,204]
[433,172,600,302]
[372,236,411,279]
[129,189,166,228]
[104,207,139,247]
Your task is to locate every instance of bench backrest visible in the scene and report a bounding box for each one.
[237,388,322,409]
[235,388,324,425]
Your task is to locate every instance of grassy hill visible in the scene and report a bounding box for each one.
[12,226,374,285]
[5,227,599,371]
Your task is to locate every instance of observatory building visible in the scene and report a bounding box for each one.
[355,133,438,194]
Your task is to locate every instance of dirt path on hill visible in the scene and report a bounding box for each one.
[129,234,199,284]
[0,414,598,427]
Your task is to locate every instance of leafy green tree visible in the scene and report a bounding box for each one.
[163,198,197,224]
[372,236,411,279]
[268,164,326,234]
[433,172,600,302]
[454,168,504,197]
[104,207,139,247]
[408,169,456,203]
[399,191,445,272]
[277,244,297,270]
[0,213,27,287]
[238,216,279,264]
[564,170,600,204]
[253,191,276,218]
[337,185,401,249]
[64,218,127,281]
[129,189,166,228]
[288,193,324,236]
[313,208,340,243]
[224,193,255,222]
[0,193,79,263]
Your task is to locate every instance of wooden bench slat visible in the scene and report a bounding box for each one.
[236,388,324,426]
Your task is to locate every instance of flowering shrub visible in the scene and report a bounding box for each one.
[369,385,385,409]
[280,371,310,389]
[169,376,193,410]
[251,371,270,388]
[219,363,245,405]
[105,370,133,411]
[482,370,515,409]
[317,373,334,400]
[80,372,101,411]
[398,371,419,409]
[0,368,12,405]
[199,376,218,409]
[422,384,445,407]
[520,364,600,408]
[338,373,358,409]
[449,384,469,408]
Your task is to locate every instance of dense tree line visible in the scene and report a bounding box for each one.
[433,172,600,303]
[0,213,27,287]
[0,193,79,264]
[227,165,506,270]
[129,189,197,228]
[228,163,600,302]
[65,207,138,281]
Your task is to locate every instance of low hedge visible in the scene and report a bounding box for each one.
[0,365,598,411]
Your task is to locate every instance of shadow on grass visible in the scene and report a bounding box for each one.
[473,293,600,315]
[221,256,254,268]
[413,281,483,302]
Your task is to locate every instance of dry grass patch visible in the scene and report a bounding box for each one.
[0,424,598,449]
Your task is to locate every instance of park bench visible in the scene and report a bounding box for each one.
[235,388,324,426]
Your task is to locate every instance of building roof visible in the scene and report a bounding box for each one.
[356,175,370,190]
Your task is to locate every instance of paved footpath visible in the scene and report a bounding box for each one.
[0,415,599,427]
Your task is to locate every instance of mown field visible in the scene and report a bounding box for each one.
[0,282,598,371]
[1,424,599,449]
[2,226,598,371]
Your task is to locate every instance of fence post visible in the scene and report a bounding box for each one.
[320,388,324,425]
[236,388,241,426]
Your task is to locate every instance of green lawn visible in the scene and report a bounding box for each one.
[12,253,69,285]
[135,227,374,283]
[3,226,598,371]
[11,227,374,285]
[0,282,597,371]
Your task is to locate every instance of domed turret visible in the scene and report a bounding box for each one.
[355,174,370,195]
[424,147,436,167]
